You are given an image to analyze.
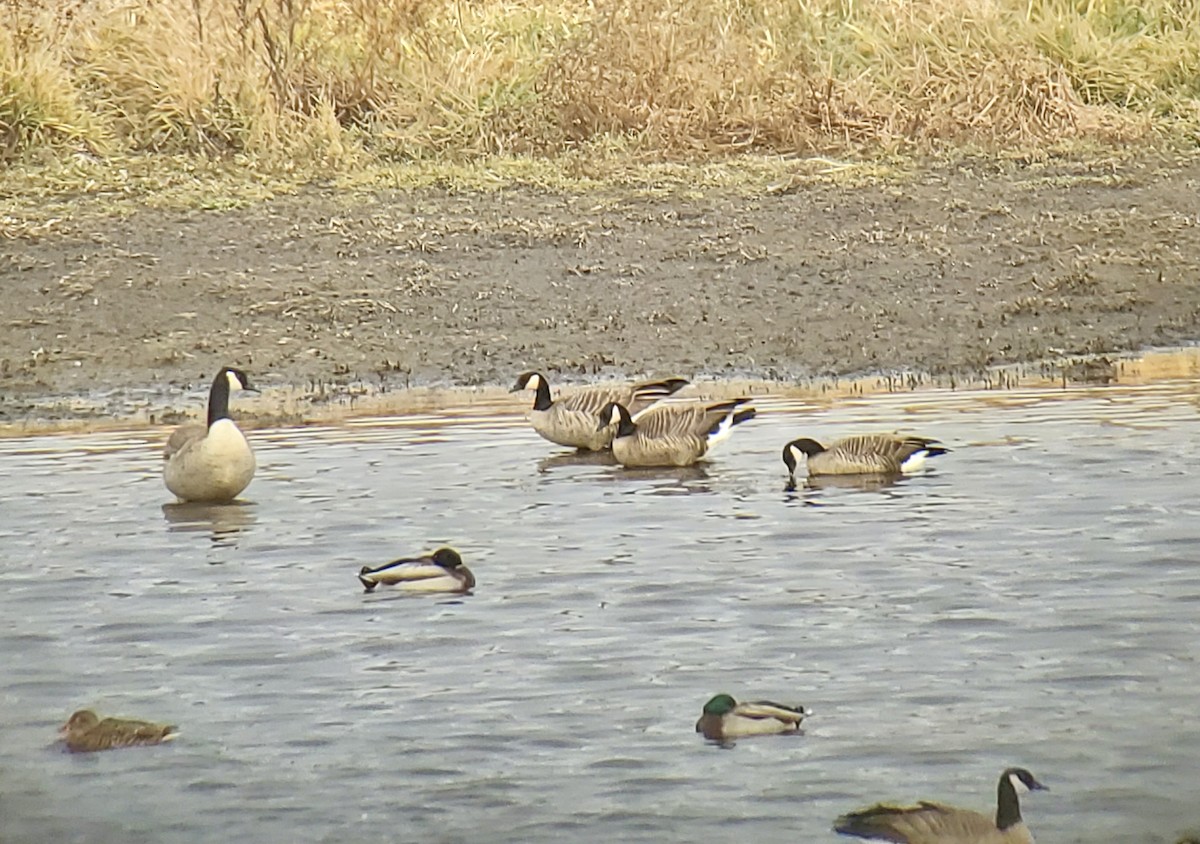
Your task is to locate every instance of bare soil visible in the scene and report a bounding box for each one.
[3,155,1200,427]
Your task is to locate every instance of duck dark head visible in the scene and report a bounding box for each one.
[701,694,737,716]
[429,547,464,569]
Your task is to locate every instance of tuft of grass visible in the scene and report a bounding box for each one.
[1,0,1199,180]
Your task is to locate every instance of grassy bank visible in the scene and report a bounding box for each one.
[2,0,1199,182]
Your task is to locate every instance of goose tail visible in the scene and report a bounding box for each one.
[899,441,949,474]
[833,805,913,841]
[631,378,691,403]
[705,400,756,448]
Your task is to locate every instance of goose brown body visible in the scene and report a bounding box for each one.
[511,371,689,451]
[164,367,258,502]
[784,434,947,479]
[601,399,756,467]
[60,709,178,753]
[834,768,1046,844]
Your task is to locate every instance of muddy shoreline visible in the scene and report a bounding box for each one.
[4,155,1200,430]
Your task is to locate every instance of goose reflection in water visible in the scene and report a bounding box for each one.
[785,472,906,495]
[536,449,620,474]
[162,501,258,547]
[603,464,714,496]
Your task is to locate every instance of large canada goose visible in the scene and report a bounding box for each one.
[510,371,690,451]
[783,434,948,481]
[597,398,756,467]
[834,767,1047,844]
[59,709,178,753]
[163,367,259,502]
[358,547,475,594]
[695,694,808,742]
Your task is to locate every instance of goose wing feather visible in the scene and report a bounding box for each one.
[163,424,206,460]
[626,377,690,415]
[835,802,1011,844]
[632,400,748,439]
[821,434,942,474]
[556,384,636,415]
[613,399,751,466]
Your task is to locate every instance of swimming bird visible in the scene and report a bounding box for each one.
[358,547,475,593]
[510,371,690,451]
[59,709,178,753]
[783,434,948,481]
[695,693,808,742]
[834,767,1047,844]
[598,398,756,467]
[163,366,259,502]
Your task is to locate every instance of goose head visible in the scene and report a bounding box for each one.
[1004,768,1047,794]
[206,366,259,427]
[222,367,260,394]
[782,438,823,475]
[510,372,544,393]
[595,401,633,433]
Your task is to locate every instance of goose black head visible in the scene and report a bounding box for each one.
[510,372,543,392]
[221,367,259,394]
[595,401,630,433]
[1003,768,1047,794]
[782,438,825,474]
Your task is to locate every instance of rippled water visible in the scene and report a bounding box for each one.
[1,378,1199,844]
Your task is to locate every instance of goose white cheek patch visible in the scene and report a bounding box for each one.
[1008,772,1030,794]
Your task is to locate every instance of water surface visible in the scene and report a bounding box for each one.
[1,380,1198,843]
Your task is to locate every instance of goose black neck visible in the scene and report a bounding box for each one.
[613,404,636,438]
[995,774,1022,830]
[530,376,553,411]
[788,438,826,457]
[207,371,233,428]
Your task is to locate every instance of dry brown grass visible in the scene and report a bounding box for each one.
[2,0,1198,171]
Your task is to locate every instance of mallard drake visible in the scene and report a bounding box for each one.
[695,693,808,741]
[164,366,259,502]
[358,547,475,593]
[783,434,948,481]
[510,371,690,451]
[59,709,178,753]
[598,399,756,467]
[834,767,1047,844]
